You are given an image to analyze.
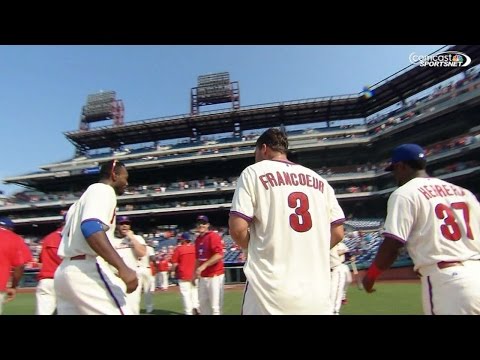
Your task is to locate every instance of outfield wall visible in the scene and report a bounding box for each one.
[19,265,417,289]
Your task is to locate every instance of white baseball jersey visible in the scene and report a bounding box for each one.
[230,159,345,315]
[384,177,480,271]
[111,234,146,270]
[330,242,349,269]
[110,234,146,315]
[139,245,155,268]
[58,183,117,258]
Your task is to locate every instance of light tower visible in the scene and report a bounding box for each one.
[190,72,240,116]
[79,90,124,131]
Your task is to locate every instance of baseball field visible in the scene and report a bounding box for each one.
[3,280,423,315]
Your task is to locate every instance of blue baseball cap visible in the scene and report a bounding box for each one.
[117,215,131,224]
[178,232,191,241]
[385,144,426,171]
[0,217,14,229]
[196,215,209,223]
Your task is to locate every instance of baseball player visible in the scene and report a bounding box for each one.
[54,160,138,315]
[229,128,345,315]
[171,232,200,315]
[330,241,352,314]
[157,255,171,291]
[0,217,32,315]
[363,144,480,314]
[194,215,224,315]
[111,215,147,315]
[35,213,66,315]
[137,240,156,314]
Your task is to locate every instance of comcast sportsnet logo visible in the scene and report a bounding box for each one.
[409,51,471,67]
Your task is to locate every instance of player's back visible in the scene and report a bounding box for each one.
[0,228,28,269]
[38,229,62,280]
[392,177,480,268]
[172,244,196,280]
[239,159,344,314]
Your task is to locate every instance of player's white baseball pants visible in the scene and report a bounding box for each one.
[126,273,142,315]
[54,256,132,315]
[418,260,480,315]
[198,274,224,315]
[242,281,268,315]
[160,271,169,290]
[0,292,5,315]
[35,278,57,315]
[330,264,351,315]
[138,267,155,313]
[178,279,200,315]
[343,265,352,300]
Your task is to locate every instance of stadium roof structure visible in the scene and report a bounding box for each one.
[64,45,480,152]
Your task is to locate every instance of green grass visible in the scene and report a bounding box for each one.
[341,282,423,315]
[2,282,422,315]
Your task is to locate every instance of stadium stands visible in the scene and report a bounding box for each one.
[2,46,480,283]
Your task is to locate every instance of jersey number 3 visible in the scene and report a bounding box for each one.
[435,202,474,241]
[288,192,312,232]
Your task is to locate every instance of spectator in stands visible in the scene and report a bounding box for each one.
[229,128,345,315]
[363,144,480,314]
[171,232,200,315]
[54,160,138,315]
[35,212,66,315]
[330,241,352,314]
[112,215,147,315]
[194,214,225,315]
[0,217,32,315]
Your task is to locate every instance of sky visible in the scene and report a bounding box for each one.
[0,45,444,195]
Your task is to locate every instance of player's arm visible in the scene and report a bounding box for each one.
[82,220,138,293]
[196,253,223,277]
[328,184,346,249]
[363,193,413,293]
[6,239,32,302]
[170,250,178,278]
[194,259,200,281]
[5,265,24,303]
[229,168,254,250]
[229,215,250,250]
[126,231,147,258]
[330,223,345,249]
[362,236,403,293]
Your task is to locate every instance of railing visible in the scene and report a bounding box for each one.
[19,266,247,288]
[224,265,246,284]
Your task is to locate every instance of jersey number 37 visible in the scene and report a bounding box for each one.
[435,202,474,241]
